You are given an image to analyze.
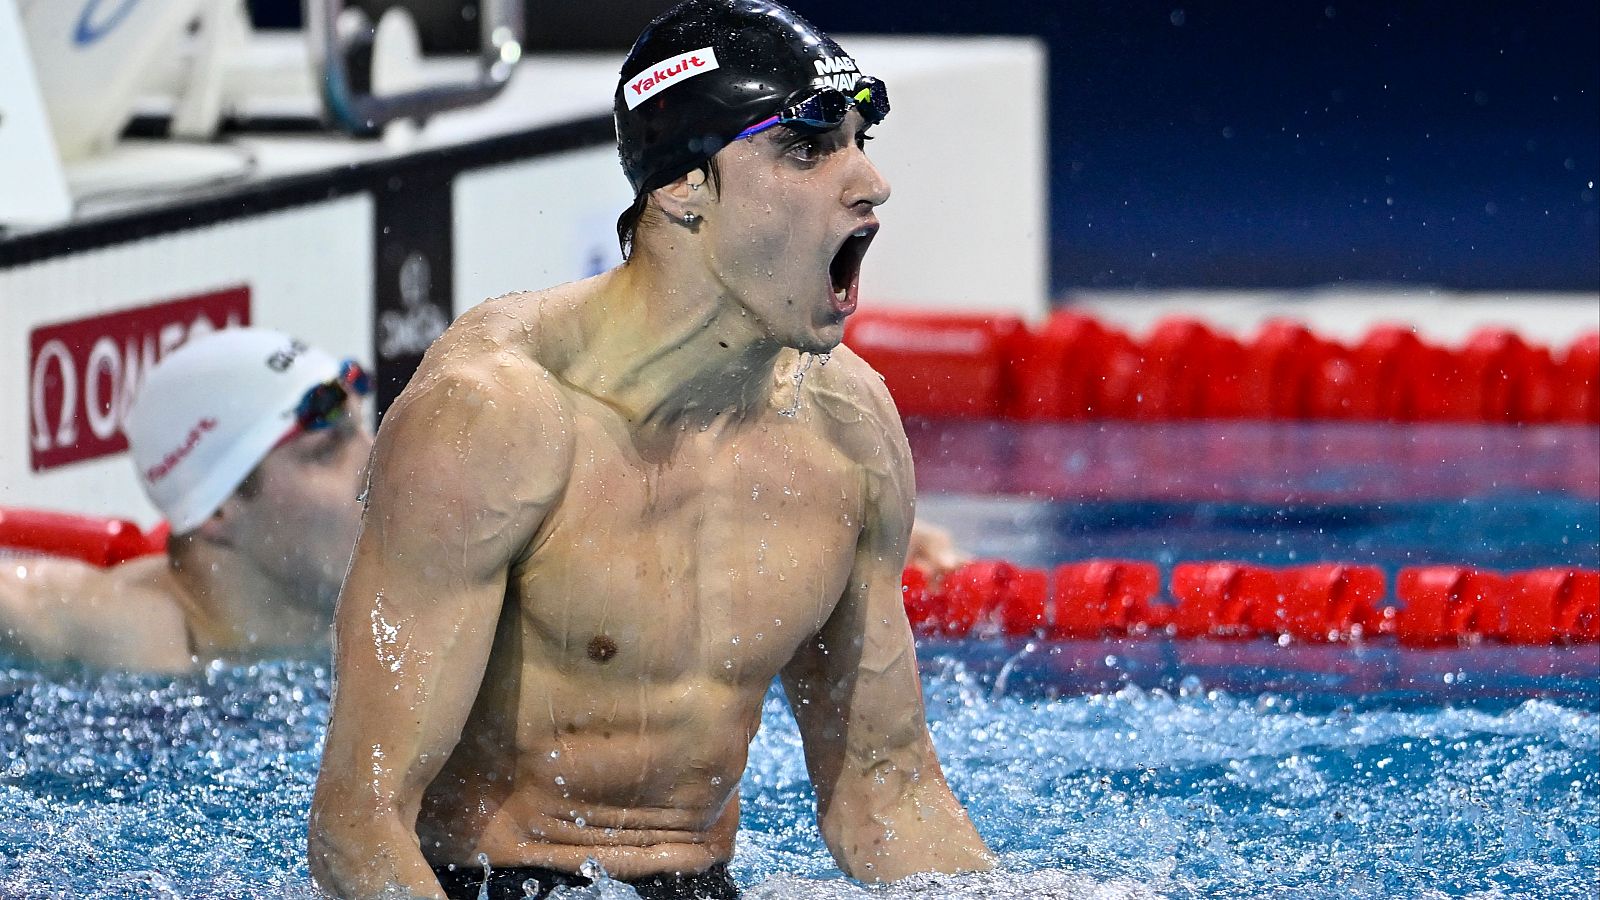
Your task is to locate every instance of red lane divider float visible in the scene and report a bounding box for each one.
[3,507,1591,649]
[0,508,166,567]
[845,309,1600,424]
[905,559,1600,647]
[1050,560,1163,638]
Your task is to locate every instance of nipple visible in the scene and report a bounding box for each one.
[586,635,618,663]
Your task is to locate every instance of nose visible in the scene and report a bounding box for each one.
[846,139,891,210]
[851,152,892,210]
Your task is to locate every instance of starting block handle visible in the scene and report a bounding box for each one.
[302,0,524,136]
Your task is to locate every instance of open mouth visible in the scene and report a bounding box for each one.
[828,224,878,316]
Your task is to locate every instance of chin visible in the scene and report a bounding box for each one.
[793,333,843,355]
[791,318,847,354]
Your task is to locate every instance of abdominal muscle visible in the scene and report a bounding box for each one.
[415,651,768,879]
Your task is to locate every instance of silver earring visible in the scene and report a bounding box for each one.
[689,181,702,191]
[682,212,702,228]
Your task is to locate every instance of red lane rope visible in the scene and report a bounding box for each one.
[6,508,1594,648]
[0,508,166,568]
[845,310,1600,424]
[903,559,1600,648]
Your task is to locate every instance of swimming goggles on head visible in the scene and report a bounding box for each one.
[733,76,890,141]
[292,360,372,433]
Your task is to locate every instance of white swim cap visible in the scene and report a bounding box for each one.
[124,328,343,534]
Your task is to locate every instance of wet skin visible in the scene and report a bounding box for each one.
[413,340,866,872]
[309,115,993,897]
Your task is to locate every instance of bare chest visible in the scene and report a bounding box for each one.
[512,411,865,681]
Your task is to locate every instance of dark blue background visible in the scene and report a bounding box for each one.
[255,1,1600,294]
[795,1,1599,294]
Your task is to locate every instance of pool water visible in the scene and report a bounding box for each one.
[1,648,1596,899]
[911,421,1599,576]
[921,493,1599,590]
[2,421,1596,897]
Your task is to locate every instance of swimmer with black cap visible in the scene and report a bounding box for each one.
[309,3,995,898]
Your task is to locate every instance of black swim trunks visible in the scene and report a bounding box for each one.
[432,861,740,900]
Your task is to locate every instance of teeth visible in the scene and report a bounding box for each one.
[852,228,872,238]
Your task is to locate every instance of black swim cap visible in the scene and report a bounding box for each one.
[614,0,871,195]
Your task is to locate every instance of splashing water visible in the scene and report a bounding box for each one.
[545,859,641,898]
[0,649,1595,899]
[778,354,818,418]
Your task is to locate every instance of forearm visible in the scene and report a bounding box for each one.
[310,651,479,897]
[308,796,445,899]
[821,760,994,882]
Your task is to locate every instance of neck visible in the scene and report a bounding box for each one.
[164,539,330,661]
[564,249,796,428]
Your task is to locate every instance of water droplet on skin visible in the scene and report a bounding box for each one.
[779,353,815,417]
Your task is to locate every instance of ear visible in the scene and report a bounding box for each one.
[650,167,710,224]
[190,497,244,548]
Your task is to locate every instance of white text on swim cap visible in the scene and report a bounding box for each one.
[267,339,309,372]
[625,47,720,110]
[811,56,861,91]
[814,56,857,76]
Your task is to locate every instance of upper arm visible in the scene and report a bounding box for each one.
[0,558,75,659]
[780,356,927,810]
[777,353,993,878]
[317,339,574,812]
[0,558,191,670]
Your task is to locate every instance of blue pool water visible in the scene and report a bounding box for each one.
[1,421,1596,898]
[911,420,1600,577]
[1,645,1596,899]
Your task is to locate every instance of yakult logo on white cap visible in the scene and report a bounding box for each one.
[625,47,719,109]
[144,417,218,484]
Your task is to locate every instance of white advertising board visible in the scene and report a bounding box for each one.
[0,197,373,524]
[454,145,634,306]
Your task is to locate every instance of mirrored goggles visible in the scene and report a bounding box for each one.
[733,76,890,141]
[292,360,372,434]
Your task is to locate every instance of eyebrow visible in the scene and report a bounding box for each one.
[294,416,356,452]
[774,124,848,147]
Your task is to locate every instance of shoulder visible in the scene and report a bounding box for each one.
[371,294,579,516]
[803,344,910,465]
[398,290,579,451]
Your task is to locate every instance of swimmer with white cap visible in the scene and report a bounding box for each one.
[0,328,373,671]
[309,3,994,898]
